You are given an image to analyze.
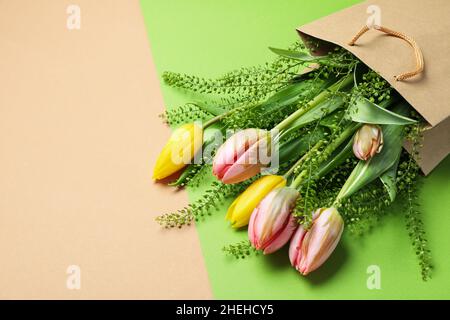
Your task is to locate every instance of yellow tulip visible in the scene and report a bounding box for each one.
[225,175,286,228]
[153,123,203,180]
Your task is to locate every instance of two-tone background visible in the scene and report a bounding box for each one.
[0,0,449,299]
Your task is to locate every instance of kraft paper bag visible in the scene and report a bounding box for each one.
[297,0,450,174]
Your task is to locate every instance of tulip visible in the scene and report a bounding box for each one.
[213,129,271,184]
[153,123,203,180]
[289,207,344,275]
[226,175,286,228]
[353,124,383,161]
[248,187,299,254]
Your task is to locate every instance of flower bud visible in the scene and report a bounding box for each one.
[213,129,270,184]
[248,187,298,254]
[153,123,203,180]
[226,175,286,228]
[289,207,344,275]
[353,124,383,161]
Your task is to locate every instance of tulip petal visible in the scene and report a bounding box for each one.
[248,187,299,254]
[263,214,297,254]
[289,225,307,267]
[248,207,259,248]
[153,123,203,180]
[352,124,383,161]
[213,129,269,183]
[298,208,344,275]
[226,175,286,228]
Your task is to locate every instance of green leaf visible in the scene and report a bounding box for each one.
[293,96,345,127]
[168,163,198,187]
[319,109,344,129]
[281,95,345,138]
[350,97,417,125]
[194,102,226,116]
[278,127,326,164]
[336,103,409,200]
[269,47,317,61]
[263,81,316,108]
[315,139,353,179]
[379,155,400,202]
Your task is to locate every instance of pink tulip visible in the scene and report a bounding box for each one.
[248,187,299,254]
[213,129,270,184]
[353,124,383,161]
[289,207,344,275]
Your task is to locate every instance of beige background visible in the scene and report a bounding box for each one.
[0,0,211,299]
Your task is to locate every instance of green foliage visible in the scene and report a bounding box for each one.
[336,103,408,201]
[185,164,212,188]
[159,38,432,280]
[353,70,392,103]
[170,132,225,188]
[222,74,327,130]
[349,97,417,125]
[281,93,347,139]
[293,185,317,229]
[271,45,359,77]
[222,100,297,130]
[279,126,327,165]
[163,42,306,102]
[340,181,392,236]
[169,163,211,188]
[161,103,213,126]
[291,140,329,226]
[268,47,317,61]
[397,124,432,281]
[156,179,253,228]
[379,156,400,202]
[223,240,260,259]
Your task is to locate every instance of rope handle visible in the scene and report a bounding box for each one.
[348,25,424,81]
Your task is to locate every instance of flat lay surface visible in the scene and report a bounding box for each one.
[0,0,448,299]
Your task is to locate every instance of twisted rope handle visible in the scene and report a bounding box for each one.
[348,25,424,81]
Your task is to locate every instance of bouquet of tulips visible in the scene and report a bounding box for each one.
[153,40,431,280]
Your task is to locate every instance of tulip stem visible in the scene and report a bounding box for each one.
[287,140,325,187]
[290,169,308,190]
[203,100,264,128]
[322,123,362,160]
[273,74,353,133]
[203,109,235,128]
[289,122,361,190]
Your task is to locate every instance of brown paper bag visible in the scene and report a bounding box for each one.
[297,0,450,174]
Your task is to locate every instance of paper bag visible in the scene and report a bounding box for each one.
[297,0,450,174]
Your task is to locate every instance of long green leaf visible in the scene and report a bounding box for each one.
[278,127,326,164]
[269,47,317,61]
[291,96,344,127]
[263,81,319,109]
[319,109,350,132]
[350,97,416,125]
[315,139,353,179]
[281,95,345,138]
[380,155,400,202]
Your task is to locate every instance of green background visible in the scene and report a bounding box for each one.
[141,0,450,299]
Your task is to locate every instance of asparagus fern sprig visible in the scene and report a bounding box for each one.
[223,240,260,259]
[156,179,254,228]
[398,124,432,281]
